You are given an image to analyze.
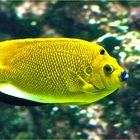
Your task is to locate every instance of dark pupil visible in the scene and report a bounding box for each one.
[100,49,105,55]
[104,65,112,73]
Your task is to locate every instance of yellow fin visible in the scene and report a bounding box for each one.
[66,68,106,93]
[76,74,95,92]
[66,68,96,93]
[0,40,23,67]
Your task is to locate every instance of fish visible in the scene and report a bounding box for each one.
[0,38,128,106]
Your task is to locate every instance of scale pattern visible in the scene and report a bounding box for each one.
[0,39,96,99]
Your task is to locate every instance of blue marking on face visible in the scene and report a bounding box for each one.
[121,71,129,81]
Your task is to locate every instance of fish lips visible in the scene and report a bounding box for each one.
[120,71,129,81]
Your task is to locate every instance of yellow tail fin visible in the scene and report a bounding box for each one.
[0,39,23,67]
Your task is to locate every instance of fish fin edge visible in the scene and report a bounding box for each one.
[0,83,51,104]
[0,91,46,106]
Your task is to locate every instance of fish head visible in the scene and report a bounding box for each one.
[89,44,128,93]
[100,56,128,91]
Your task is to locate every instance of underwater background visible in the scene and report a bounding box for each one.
[0,0,140,139]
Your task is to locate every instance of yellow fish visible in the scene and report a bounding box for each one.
[0,38,128,105]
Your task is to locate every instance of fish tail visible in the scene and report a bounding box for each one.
[0,52,4,82]
[0,67,6,83]
[0,43,6,70]
[0,39,24,71]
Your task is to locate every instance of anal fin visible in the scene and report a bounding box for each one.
[0,91,45,106]
[0,83,51,104]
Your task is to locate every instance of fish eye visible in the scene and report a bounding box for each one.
[104,64,114,74]
[84,66,93,75]
[100,49,105,55]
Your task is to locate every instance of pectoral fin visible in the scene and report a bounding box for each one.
[66,69,97,93]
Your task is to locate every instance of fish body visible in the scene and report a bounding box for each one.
[0,38,128,105]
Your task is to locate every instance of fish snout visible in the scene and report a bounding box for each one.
[120,71,129,81]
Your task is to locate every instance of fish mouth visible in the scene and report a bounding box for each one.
[120,71,129,82]
[92,71,129,94]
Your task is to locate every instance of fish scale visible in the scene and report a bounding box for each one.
[0,38,127,105]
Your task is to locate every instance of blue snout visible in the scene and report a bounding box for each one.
[121,71,129,81]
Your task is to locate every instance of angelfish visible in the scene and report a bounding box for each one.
[0,38,128,105]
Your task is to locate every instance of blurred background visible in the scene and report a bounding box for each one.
[0,0,140,139]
